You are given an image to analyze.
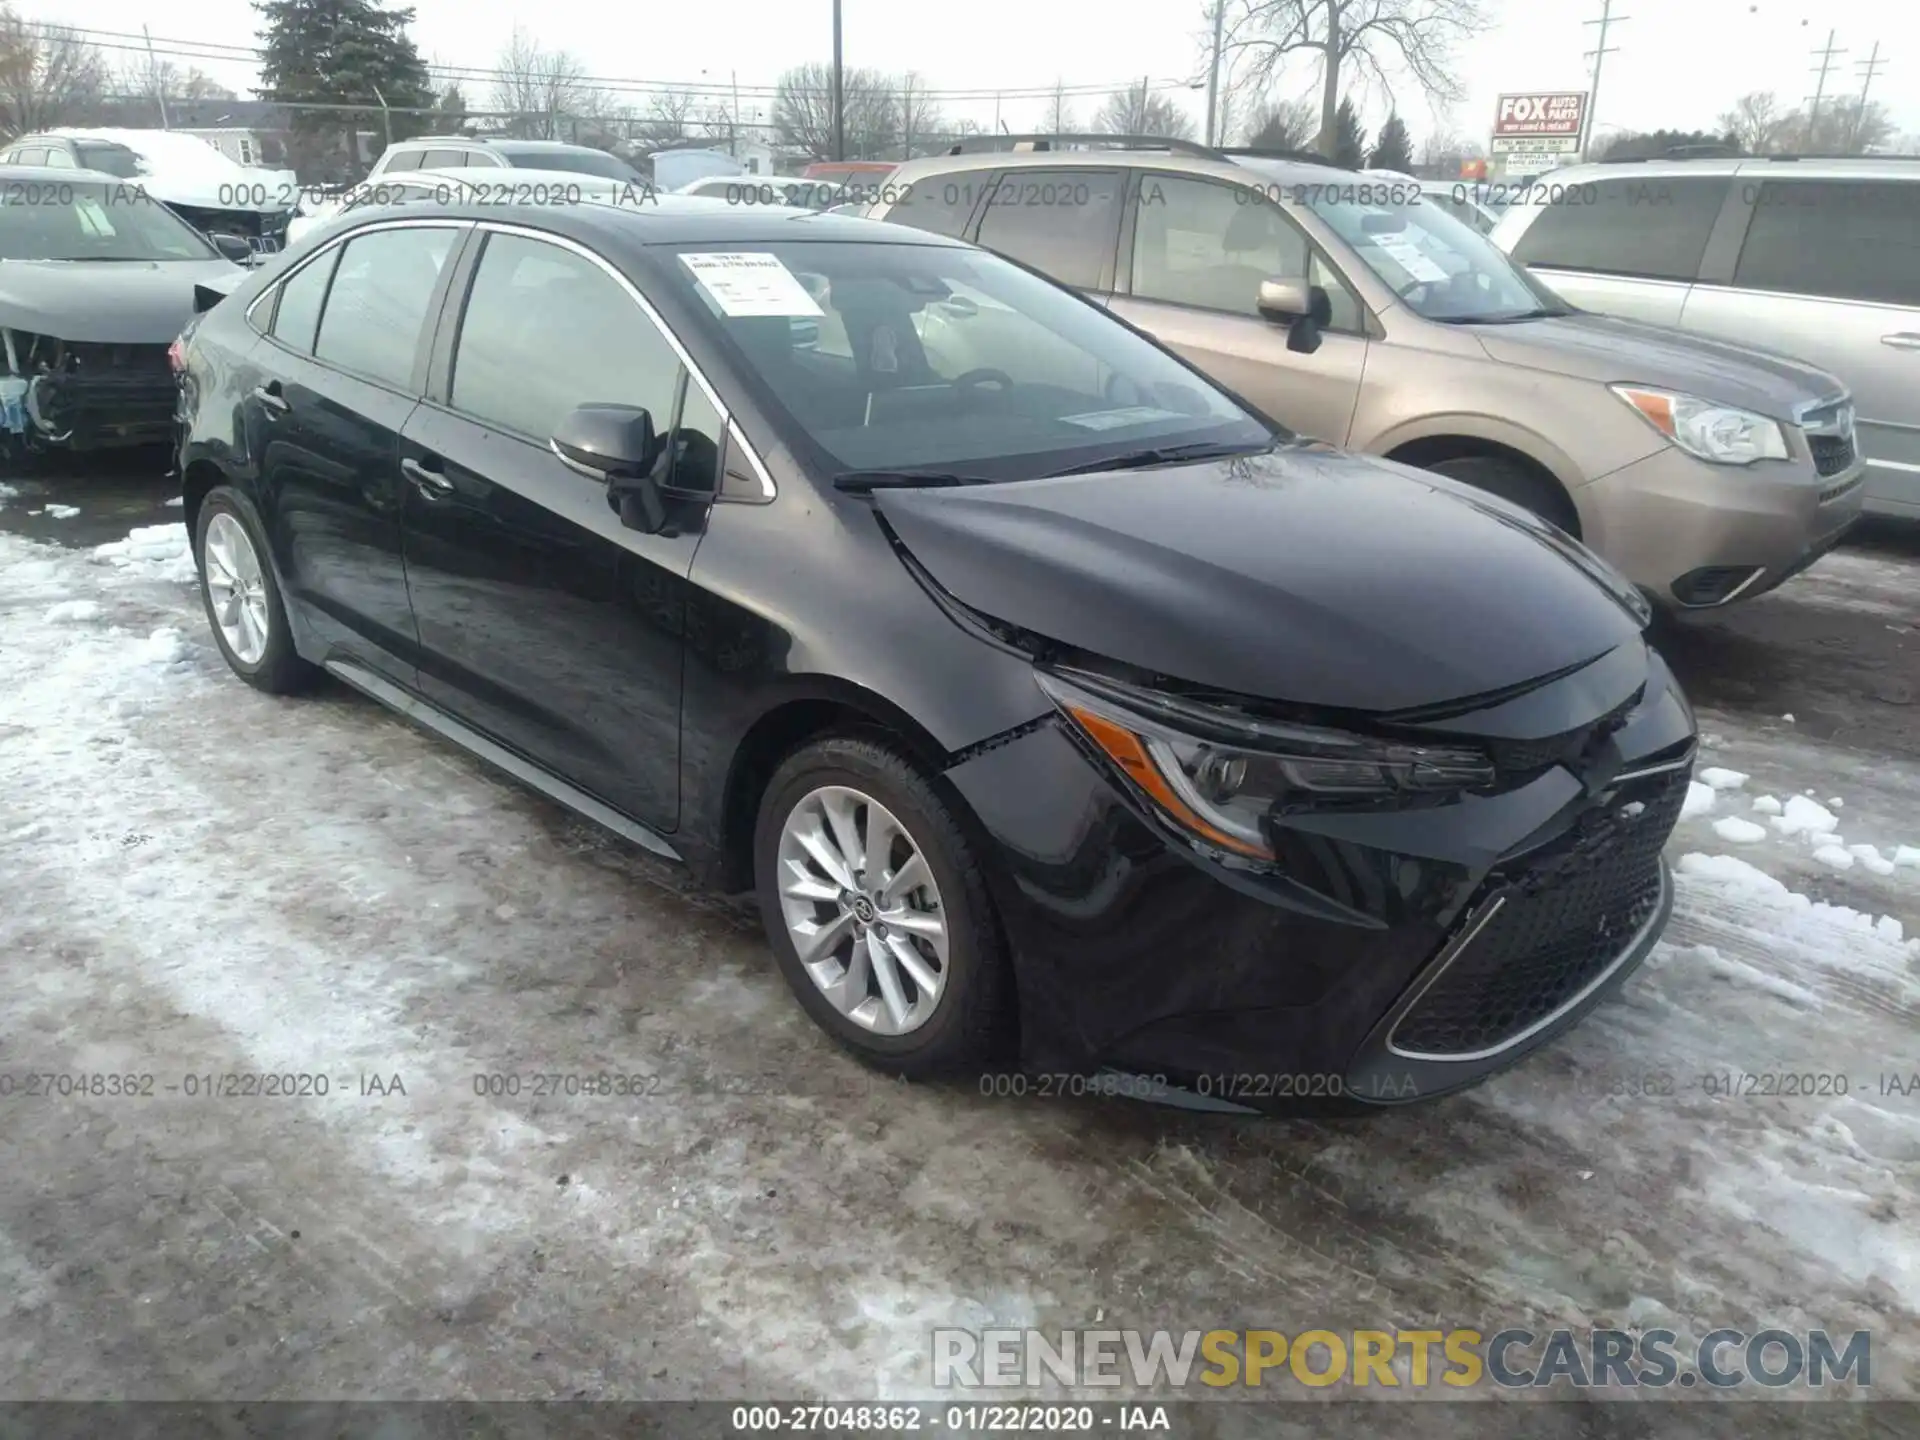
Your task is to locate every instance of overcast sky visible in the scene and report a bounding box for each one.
[49,0,1919,146]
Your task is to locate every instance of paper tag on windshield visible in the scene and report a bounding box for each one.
[1369,234,1449,285]
[679,252,825,317]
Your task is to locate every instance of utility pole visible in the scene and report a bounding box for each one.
[143,25,170,129]
[731,70,741,159]
[1204,0,1225,147]
[831,0,845,162]
[1805,27,1847,150]
[1850,40,1886,152]
[1578,0,1627,162]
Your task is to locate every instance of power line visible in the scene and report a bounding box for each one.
[1855,39,1887,109]
[1805,27,1847,141]
[29,20,1191,105]
[1578,0,1628,161]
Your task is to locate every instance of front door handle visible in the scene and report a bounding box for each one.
[401,456,454,499]
[1882,333,1920,351]
[251,381,289,414]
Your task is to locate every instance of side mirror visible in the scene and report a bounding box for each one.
[1258,277,1333,355]
[550,403,668,534]
[211,233,255,265]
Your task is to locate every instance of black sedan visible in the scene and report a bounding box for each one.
[174,198,1696,1109]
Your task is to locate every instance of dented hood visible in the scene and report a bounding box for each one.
[876,446,1643,714]
[0,258,243,344]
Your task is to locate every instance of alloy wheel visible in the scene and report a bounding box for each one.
[203,511,271,666]
[774,784,949,1036]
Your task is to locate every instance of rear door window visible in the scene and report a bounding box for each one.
[1733,179,1920,308]
[270,249,339,353]
[421,149,470,170]
[313,226,457,389]
[1510,176,1729,281]
[380,150,422,173]
[973,168,1122,291]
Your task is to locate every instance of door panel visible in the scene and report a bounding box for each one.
[398,409,702,829]
[1110,296,1366,446]
[1682,286,1920,515]
[253,352,422,683]
[398,228,709,830]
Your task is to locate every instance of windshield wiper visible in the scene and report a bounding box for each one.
[1432,306,1572,325]
[832,470,999,492]
[1045,440,1273,478]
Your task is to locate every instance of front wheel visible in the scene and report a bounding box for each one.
[754,736,1012,1076]
[194,486,316,694]
[1426,454,1579,534]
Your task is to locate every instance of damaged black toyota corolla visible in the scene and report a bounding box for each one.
[176,202,1696,1109]
[0,167,242,459]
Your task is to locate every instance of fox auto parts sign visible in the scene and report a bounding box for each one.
[1493,92,1588,142]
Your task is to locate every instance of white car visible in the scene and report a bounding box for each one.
[285,168,657,247]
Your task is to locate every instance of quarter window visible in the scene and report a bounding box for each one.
[421,149,470,170]
[1733,180,1920,308]
[450,232,681,442]
[313,226,455,388]
[884,177,986,238]
[973,168,1120,290]
[270,249,338,352]
[1131,175,1361,329]
[41,147,75,169]
[1509,176,1729,282]
[381,150,422,173]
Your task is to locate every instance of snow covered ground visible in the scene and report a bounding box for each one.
[0,508,1916,1421]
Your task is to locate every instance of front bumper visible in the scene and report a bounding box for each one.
[942,643,1696,1109]
[3,348,176,453]
[1573,444,1866,609]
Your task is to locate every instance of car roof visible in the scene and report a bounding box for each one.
[0,163,142,185]
[1545,154,1920,183]
[396,166,642,192]
[334,194,961,249]
[885,145,1350,189]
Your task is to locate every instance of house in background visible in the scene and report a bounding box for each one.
[163,99,295,169]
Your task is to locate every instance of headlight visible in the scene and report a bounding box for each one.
[1611,386,1789,465]
[1037,671,1495,861]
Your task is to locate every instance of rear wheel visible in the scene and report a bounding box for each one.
[1427,454,1579,534]
[754,736,1011,1076]
[194,486,316,694]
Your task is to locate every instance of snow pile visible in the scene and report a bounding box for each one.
[1847,844,1897,877]
[44,503,80,519]
[1812,845,1855,871]
[93,523,196,584]
[1897,847,1920,869]
[0,481,17,507]
[1681,781,1716,820]
[1711,817,1768,845]
[1769,795,1840,839]
[1699,767,1749,790]
[1677,852,1914,953]
[1751,795,1783,815]
[45,600,101,624]
[133,627,192,670]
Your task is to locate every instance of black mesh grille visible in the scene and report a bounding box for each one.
[1810,432,1855,478]
[1392,768,1686,1057]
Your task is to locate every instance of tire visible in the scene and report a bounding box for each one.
[1426,454,1579,534]
[193,485,317,695]
[754,735,1012,1077]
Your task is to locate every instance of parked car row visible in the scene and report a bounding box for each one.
[161,185,1700,1111]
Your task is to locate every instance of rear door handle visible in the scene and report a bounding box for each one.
[1882,333,1920,351]
[401,456,454,499]
[251,381,289,414]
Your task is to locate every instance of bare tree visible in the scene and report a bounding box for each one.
[772,63,900,159]
[1718,91,1792,155]
[1419,127,1483,175]
[1240,94,1315,148]
[1224,0,1489,156]
[635,89,702,146]
[0,10,106,137]
[1809,98,1896,155]
[1093,79,1195,139]
[1043,79,1075,134]
[897,72,946,158]
[489,25,585,140]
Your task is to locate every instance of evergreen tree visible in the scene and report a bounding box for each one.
[1369,112,1413,172]
[254,0,433,179]
[1332,96,1367,168]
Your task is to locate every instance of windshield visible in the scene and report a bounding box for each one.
[658,240,1272,479]
[505,149,639,181]
[1302,190,1565,322]
[74,143,142,178]
[0,182,217,261]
